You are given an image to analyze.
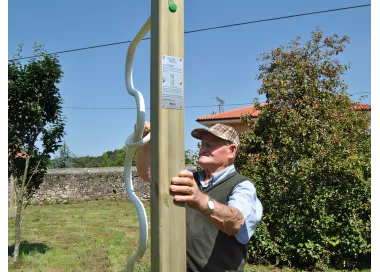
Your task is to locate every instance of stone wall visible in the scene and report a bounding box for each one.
[28,167,148,204]
[27,165,196,205]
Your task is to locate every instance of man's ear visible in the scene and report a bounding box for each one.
[228,144,237,159]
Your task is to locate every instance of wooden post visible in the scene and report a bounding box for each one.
[150,0,186,271]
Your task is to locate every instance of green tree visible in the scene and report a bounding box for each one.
[72,147,195,168]
[235,29,370,269]
[185,148,199,166]
[100,146,135,167]
[8,43,65,263]
[70,155,103,168]
[50,141,74,168]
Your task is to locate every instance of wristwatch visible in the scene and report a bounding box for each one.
[202,196,215,215]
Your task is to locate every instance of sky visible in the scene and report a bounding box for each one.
[4,1,378,269]
[8,0,371,158]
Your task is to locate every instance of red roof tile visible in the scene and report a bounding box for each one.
[196,103,265,121]
[353,103,371,111]
[8,150,28,158]
[197,103,370,121]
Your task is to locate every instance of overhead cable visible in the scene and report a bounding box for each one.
[9,4,370,61]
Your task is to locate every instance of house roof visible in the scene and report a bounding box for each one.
[8,150,28,159]
[353,104,371,111]
[196,103,371,122]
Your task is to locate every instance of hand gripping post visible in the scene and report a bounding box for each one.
[124,17,151,272]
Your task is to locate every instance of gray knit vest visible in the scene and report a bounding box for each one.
[186,170,250,272]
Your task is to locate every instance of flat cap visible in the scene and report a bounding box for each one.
[191,123,240,147]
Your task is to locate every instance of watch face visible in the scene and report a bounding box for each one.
[208,200,215,209]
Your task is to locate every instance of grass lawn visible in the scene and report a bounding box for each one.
[8,200,370,272]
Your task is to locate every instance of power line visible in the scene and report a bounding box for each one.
[63,103,253,110]
[63,103,254,110]
[350,92,371,95]
[184,4,370,35]
[62,93,371,110]
[9,3,370,61]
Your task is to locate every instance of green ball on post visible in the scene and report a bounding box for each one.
[169,2,177,12]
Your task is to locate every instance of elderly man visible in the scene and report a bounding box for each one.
[136,122,262,272]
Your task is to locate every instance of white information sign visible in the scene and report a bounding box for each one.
[162,55,183,109]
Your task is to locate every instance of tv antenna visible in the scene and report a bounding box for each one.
[211,97,225,113]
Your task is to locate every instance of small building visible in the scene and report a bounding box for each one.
[196,103,371,133]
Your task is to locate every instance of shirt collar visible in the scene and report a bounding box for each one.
[200,164,236,190]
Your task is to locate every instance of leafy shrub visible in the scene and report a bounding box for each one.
[235,28,371,270]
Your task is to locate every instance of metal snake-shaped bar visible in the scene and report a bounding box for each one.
[124,17,151,272]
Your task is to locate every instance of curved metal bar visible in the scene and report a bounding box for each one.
[124,16,151,272]
[125,17,151,142]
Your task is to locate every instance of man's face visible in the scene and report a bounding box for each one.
[197,133,236,169]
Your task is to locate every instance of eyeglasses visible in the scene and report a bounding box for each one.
[200,141,232,150]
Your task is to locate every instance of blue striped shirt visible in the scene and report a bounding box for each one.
[190,165,263,244]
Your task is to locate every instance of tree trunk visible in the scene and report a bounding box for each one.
[9,174,17,218]
[12,196,23,263]
[12,156,29,264]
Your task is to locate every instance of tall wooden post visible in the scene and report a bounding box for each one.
[150,0,186,271]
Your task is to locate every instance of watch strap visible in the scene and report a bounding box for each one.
[202,196,214,215]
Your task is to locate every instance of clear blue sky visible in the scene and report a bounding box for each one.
[8,0,371,157]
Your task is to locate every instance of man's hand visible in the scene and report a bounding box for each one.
[170,170,245,236]
[134,121,150,137]
[170,170,208,212]
[135,121,151,182]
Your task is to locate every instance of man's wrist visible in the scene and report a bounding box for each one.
[201,195,215,215]
[198,194,209,213]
